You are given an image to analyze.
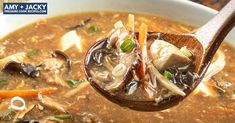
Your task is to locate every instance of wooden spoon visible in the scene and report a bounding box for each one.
[84,0,235,111]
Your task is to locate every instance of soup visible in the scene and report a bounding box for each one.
[85,14,198,110]
[0,12,234,123]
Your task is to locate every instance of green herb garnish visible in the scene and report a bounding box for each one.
[26,49,39,58]
[232,90,235,95]
[54,114,72,120]
[180,46,193,58]
[87,25,100,33]
[120,36,135,52]
[66,79,84,87]
[0,80,7,88]
[163,71,173,79]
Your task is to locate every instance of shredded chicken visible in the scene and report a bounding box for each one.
[38,94,67,113]
[41,116,63,123]
[42,72,69,87]
[13,103,35,123]
[41,58,69,87]
[43,58,64,70]
[64,82,89,98]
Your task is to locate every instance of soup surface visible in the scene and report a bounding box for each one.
[0,12,234,123]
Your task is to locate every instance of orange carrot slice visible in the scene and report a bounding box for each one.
[138,23,148,80]
[0,87,58,98]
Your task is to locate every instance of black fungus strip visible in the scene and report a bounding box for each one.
[166,63,199,90]
[84,18,92,24]
[124,80,139,95]
[92,44,115,66]
[68,18,92,30]
[3,61,40,78]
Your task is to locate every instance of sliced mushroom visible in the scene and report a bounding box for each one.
[0,52,25,69]
[38,94,67,113]
[3,61,40,78]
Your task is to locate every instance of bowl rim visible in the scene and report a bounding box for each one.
[0,0,234,45]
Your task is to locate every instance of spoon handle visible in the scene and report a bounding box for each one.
[195,0,235,54]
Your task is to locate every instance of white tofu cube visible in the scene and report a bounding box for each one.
[150,40,190,71]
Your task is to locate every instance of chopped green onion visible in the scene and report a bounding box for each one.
[120,36,135,52]
[163,71,173,79]
[54,114,72,120]
[26,49,39,58]
[180,46,193,58]
[0,80,7,88]
[87,25,100,33]
[66,79,84,87]
[233,90,235,94]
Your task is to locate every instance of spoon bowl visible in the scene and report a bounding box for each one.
[84,32,204,111]
[84,0,235,111]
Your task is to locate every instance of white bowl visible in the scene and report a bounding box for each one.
[0,0,234,46]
